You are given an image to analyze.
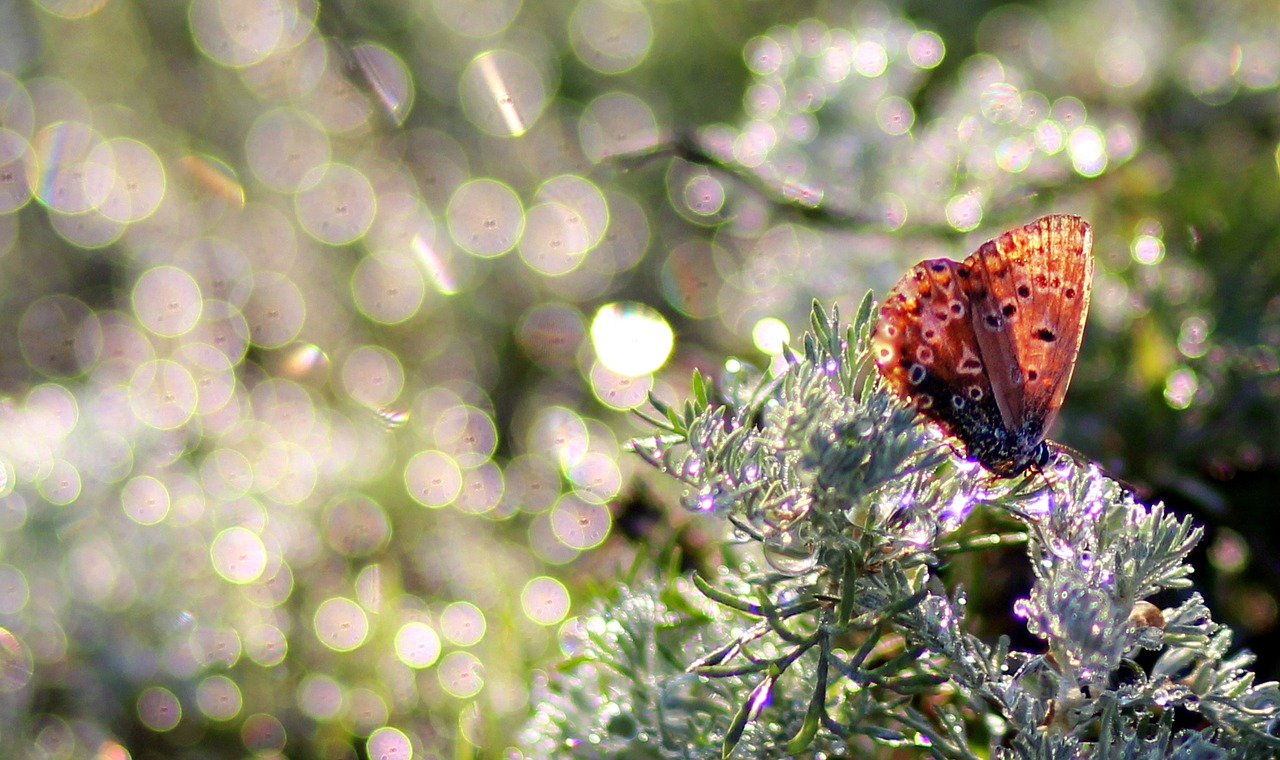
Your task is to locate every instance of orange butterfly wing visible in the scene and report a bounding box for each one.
[872,214,1094,476]
[965,215,1093,435]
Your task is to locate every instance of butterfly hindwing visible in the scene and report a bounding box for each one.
[872,257,1008,461]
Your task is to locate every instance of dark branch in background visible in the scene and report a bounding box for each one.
[603,130,865,226]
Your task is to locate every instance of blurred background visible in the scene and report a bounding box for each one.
[0,0,1278,756]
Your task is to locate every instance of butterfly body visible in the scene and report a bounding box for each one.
[872,215,1094,477]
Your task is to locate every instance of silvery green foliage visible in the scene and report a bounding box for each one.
[523,301,1280,758]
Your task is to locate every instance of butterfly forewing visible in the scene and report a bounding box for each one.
[872,214,1094,477]
[966,215,1093,434]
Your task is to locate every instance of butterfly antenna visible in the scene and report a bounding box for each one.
[1046,441,1145,500]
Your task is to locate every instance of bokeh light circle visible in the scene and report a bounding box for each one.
[367,726,414,760]
[245,624,288,666]
[295,163,377,245]
[600,190,649,270]
[37,459,81,506]
[201,447,254,501]
[876,96,915,135]
[440,601,486,646]
[570,0,654,75]
[437,651,484,699]
[518,202,592,275]
[661,241,719,318]
[343,687,389,736]
[242,712,288,753]
[27,382,79,438]
[0,629,33,692]
[945,193,983,232]
[244,272,306,348]
[137,686,182,732]
[853,39,888,77]
[434,405,498,467]
[752,317,790,355]
[352,251,427,324]
[133,266,204,338]
[196,674,244,721]
[682,174,726,217]
[210,526,268,584]
[404,450,462,508]
[908,30,945,68]
[590,302,674,376]
[568,451,622,504]
[744,34,788,77]
[175,342,237,416]
[521,576,570,625]
[176,237,252,307]
[297,673,344,721]
[517,302,585,368]
[0,569,30,616]
[128,359,199,430]
[1069,125,1109,177]
[455,462,505,515]
[447,178,525,257]
[95,138,166,223]
[246,108,331,193]
[536,175,609,248]
[1165,368,1198,410]
[589,362,653,410]
[190,303,248,368]
[458,49,549,137]
[314,597,369,652]
[189,0,290,68]
[324,493,392,557]
[579,91,661,163]
[394,621,442,668]
[121,475,170,525]
[526,406,589,468]
[342,345,405,409]
[18,294,100,378]
[549,493,611,550]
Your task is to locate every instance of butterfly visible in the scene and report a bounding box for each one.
[871,214,1094,477]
